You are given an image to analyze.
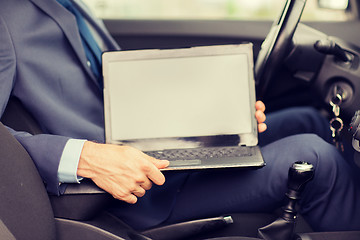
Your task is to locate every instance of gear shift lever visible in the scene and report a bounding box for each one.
[258,161,314,240]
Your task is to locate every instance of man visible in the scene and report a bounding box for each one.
[1,0,360,232]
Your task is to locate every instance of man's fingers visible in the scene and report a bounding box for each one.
[255,100,266,112]
[255,101,267,133]
[79,143,169,204]
[148,156,170,169]
[113,192,138,204]
[141,161,166,186]
[148,168,166,185]
[140,180,153,190]
[258,123,267,133]
[132,187,146,198]
[255,110,266,123]
[141,155,168,185]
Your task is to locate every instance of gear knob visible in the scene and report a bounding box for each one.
[282,161,315,223]
[287,161,315,193]
[258,162,315,240]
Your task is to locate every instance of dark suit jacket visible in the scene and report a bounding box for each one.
[0,0,189,230]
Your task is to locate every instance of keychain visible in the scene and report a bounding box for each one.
[329,93,344,152]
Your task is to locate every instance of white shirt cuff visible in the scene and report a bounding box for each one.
[58,139,87,183]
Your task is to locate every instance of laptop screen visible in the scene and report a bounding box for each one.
[103,44,258,151]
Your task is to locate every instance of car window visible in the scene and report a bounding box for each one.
[82,0,352,21]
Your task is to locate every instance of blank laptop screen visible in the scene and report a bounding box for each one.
[106,53,252,141]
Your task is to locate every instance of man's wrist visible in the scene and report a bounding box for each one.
[77,141,100,179]
[58,139,87,183]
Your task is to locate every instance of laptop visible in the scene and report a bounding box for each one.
[102,43,265,170]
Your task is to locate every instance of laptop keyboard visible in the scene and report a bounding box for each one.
[145,146,253,160]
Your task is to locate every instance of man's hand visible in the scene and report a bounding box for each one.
[77,141,169,204]
[255,100,267,133]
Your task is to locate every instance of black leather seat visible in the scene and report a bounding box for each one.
[0,120,152,240]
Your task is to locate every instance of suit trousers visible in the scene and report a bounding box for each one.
[111,107,360,232]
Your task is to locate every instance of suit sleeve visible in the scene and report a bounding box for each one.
[0,15,69,196]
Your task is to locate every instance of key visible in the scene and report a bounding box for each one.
[330,117,344,152]
[330,117,343,138]
[330,94,342,117]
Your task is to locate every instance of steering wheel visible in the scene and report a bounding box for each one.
[254,0,307,99]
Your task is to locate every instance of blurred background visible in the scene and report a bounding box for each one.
[82,0,350,21]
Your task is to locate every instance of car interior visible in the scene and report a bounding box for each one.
[1,0,360,239]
